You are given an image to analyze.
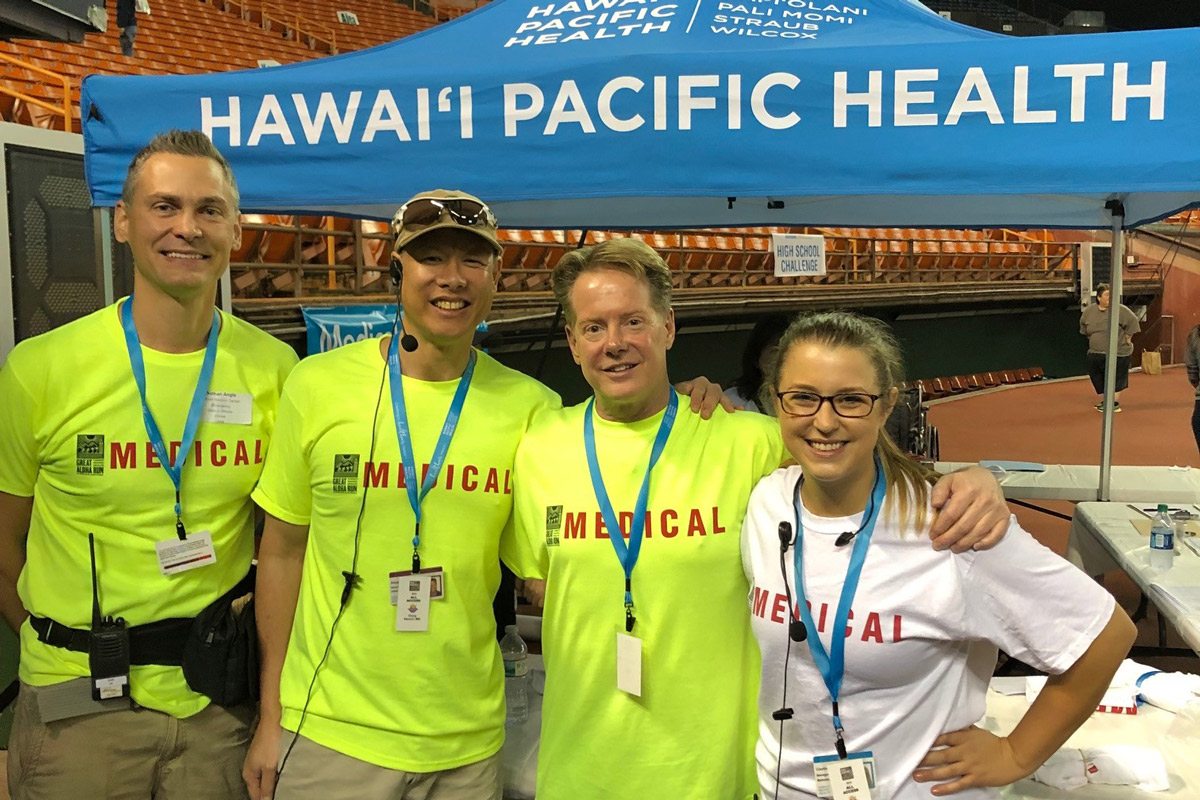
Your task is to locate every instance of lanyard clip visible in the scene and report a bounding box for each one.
[412,551,421,574]
[625,603,636,633]
[175,518,187,541]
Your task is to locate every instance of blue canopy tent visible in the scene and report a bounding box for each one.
[80,0,1200,494]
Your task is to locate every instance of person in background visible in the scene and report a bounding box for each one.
[726,313,790,414]
[1186,323,1200,455]
[117,0,139,57]
[1079,283,1139,413]
[742,310,1135,800]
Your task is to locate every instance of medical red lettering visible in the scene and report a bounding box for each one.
[687,508,705,536]
[146,444,161,469]
[110,442,136,469]
[364,461,389,488]
[711,507,725,535]
[210,440,227,466]
[752,587,769,617]
[861,612,883,643]
[770,593,788,624]
[564,512,586,539]
[595,512,609,539]
[462,464,478,491]
[484,468,500,494]
[660,509,678,537]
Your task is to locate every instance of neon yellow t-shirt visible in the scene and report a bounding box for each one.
[252,338,560,771]
[504,399,785,800]
[0,299,298,717]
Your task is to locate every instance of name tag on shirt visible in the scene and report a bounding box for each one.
[396,574,431,632]
[616,632,642,697]
[389,567,445,604]
[201,392,252,425]
[814,752,876,800]
[154,531,217,575]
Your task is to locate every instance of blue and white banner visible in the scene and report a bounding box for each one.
[82,0,1200,229]
[302,305,491,355]
[303,304,396,355]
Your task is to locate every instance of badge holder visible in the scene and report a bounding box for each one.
[86,534,130,702]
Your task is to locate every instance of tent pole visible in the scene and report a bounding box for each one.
[1098,200,1124,501]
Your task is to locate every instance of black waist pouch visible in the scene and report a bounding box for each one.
[182,570,258,707]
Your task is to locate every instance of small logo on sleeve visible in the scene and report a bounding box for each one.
[545,505,563,547]
[332,454,360,493]
[76,434,105,475]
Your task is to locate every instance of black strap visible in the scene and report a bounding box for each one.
[29,571,254,667]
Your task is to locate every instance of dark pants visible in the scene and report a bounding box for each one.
[1192,399,1200,455]
[119,25,137,56]
[1087,352,1130,395]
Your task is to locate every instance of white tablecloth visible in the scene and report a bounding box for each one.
[1067,502,1200,655]
[988,690,1198,798]
[936,463,1200,503]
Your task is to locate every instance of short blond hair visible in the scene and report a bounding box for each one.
[122,129,239,209]
[552,238,673,325]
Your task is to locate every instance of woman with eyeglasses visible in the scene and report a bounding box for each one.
[740,311,1135,800]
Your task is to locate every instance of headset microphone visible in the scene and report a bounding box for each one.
[389,259,420,352]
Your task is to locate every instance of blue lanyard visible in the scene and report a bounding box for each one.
[792,455,885,758]
[119,297,220,541]
[387,324,475,572]
[583,390,678,633]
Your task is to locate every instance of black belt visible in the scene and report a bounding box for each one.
[29,572,254,667]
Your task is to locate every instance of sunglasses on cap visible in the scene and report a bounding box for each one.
[393,197,498,235]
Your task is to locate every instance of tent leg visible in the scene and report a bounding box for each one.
[1098,199,1124,501]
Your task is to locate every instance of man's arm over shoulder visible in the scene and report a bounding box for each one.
[500,409,562,581]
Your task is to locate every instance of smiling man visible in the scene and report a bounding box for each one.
[503,238,1011,800]
[0,130,298,799]
[242,191,561,800]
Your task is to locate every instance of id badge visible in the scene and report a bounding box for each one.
[814,752,876,800]
[616,632,642,697]
[389,567,445,604]
[154,530,217,575]
[395,574,431,632]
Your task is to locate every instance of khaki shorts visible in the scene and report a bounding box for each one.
[7,681,253,800]
[274,733,502,800]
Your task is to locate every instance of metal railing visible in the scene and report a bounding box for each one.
[227,222,1101,302]
[0,52,73,131]
[212,0,338,53]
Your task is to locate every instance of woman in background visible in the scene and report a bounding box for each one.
[727,314,790,414]
[741,311,1135,800]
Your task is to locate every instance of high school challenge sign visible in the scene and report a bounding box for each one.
[772,233,825,277]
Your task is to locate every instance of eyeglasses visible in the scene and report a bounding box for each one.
[775,391,881,418]
[393,197,497,235]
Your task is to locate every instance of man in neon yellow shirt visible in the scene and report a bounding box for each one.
[244,191,561,800]
[0,130,298,799]
[504,238,1009,800]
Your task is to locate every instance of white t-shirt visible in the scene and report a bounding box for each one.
[741,466,1116,800]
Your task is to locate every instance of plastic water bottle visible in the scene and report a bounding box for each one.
[501,624,529,726]
[1150,503,1175,572]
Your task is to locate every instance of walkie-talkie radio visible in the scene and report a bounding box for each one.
[87,533,130,701]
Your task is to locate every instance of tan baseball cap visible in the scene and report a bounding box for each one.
[391,189,502,256]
